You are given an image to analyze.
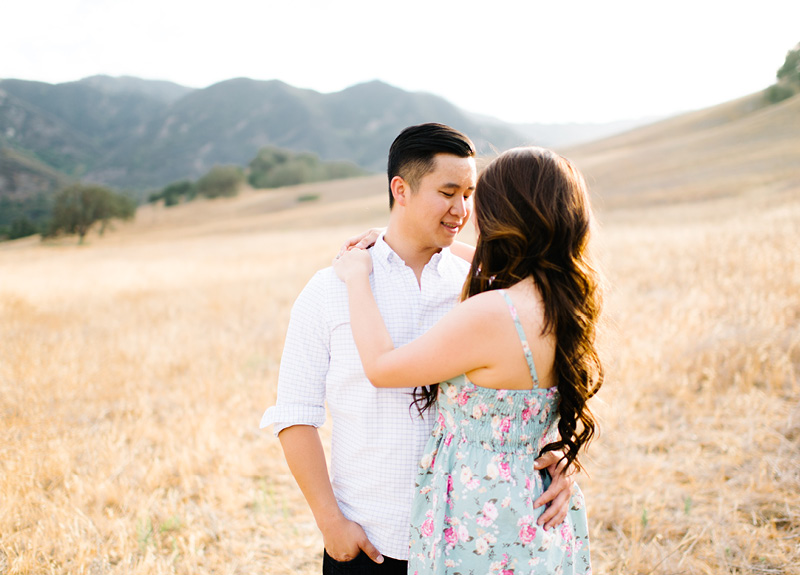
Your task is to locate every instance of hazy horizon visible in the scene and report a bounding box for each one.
[3,0,798,124]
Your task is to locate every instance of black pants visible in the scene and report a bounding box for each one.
[322,550,407,575]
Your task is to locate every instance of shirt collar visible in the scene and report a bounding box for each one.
[372,235,451,277]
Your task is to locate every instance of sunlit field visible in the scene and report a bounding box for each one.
[1,164,798,574]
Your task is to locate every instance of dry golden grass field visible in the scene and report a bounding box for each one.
[1,93,799,574]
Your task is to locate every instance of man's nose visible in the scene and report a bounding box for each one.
[451,197,466,218]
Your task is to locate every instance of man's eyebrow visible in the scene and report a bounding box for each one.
[440,182,476,190]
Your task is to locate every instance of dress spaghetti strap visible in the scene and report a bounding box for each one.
[499,289,540,387]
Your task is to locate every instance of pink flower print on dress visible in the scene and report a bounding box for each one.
[499,461,512,482]
[444,527,458,547]
[560,522,573,543]
[476,500,498,527]
[572,538,584,558]
[456,391,469,406]
[475,536,489,555]
[444,432,454,447]
[490,553,510,571]
[419,452,434,470]
[519,523,537,544]
[421,518,434,537]
[539,402,551,424]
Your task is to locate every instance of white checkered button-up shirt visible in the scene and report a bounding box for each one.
[261,236,470,560]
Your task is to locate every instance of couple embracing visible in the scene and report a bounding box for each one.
[262,123,602,575]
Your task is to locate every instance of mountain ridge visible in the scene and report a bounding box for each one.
[0,75,655,199]
[0,76,528,194]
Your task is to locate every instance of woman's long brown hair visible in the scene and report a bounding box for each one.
[413,147,604,472]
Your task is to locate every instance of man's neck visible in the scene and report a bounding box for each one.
[383,226,443,285]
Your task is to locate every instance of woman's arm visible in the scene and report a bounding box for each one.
[333,248,491,388]
[449,240,475,263]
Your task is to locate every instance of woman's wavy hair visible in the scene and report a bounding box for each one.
[413,146,604,471]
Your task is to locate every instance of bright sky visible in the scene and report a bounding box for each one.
[2,0,799,124]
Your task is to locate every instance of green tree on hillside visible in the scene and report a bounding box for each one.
[47,183,136,243]
[766,42,800,103]
[195,165,245,198]
[248,147,293,181]
[777,43,800,85]
[148,180,196,206]
[9,217,38,239]
[248,145,365,189]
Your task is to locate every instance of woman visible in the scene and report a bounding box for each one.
[333,147,602,574]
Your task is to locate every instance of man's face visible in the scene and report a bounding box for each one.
[402,153,477,250]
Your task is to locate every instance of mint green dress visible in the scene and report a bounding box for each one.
[408,290,592,575]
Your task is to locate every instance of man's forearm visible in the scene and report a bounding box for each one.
[278,425,343,531]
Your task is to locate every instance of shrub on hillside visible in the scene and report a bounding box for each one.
[9,217,39,240]
[765,83,797,104]
[248,145,365,189]
[148,180,196,206]
[0,193,54,242]
[196,165,245,198]
[46,183,136,243]
[248,147,293,182]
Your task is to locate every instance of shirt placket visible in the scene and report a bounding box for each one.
[411,264,439,466]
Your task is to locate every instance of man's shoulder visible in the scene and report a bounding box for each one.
[306,266,338,286]
[441,248,471,277]
[293,266,343,308]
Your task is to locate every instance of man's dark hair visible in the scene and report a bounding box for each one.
[387,123,476,209]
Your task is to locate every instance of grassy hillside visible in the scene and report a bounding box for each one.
[561,91,800,209]
[1,93,798,573]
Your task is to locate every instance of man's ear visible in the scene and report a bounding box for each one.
[390,176,410,207]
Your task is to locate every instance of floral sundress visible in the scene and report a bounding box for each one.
[408,290,592,575]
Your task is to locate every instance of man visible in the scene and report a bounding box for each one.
[261,124,572,574]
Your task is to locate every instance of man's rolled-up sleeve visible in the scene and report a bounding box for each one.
[260,271,330,437]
